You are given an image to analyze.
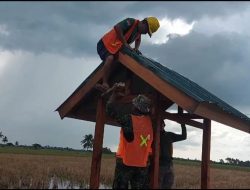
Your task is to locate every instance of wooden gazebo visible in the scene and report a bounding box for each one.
[56,47,250,189]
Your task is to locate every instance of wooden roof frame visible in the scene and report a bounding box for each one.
[56,50,250,189]
[57,51,250,134]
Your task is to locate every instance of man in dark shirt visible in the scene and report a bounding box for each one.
[105,82,153,189]
[96,17,160,92]
[159,119,187,189]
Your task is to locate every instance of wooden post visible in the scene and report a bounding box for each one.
[89,98,106,189]
[150,93,161,189]
[201,118,211,189]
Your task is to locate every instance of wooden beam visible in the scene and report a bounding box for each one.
[162,112,204,129]
[68,113,121,127]
[195,102,250,134]
[150,93,161,189]
[89,98,106,189]
[201,119,211,189]
[69,110,121,127]
[118,52,199,113]
[57,63,105,119]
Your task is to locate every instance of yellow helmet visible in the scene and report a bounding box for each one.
[146,17,160,37]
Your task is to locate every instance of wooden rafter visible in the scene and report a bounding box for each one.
[195,102,250,134]
[162,112,204,129]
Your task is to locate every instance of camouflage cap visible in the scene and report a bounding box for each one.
[132,94,152,113]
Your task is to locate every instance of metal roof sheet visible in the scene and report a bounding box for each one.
[121,47,250,122]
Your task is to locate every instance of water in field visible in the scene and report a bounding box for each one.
[48,177,111,189]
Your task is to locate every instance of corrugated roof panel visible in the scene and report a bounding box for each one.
[121,47,250,122]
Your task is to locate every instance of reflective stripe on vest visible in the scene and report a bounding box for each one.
[140,134,150,147]
[102,20,139,54]
[116,114,153,167]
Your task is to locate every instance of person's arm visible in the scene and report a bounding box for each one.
[114,25,129,47]
[134,35,141,51]
[114,18,134,50]
[169,124,187,143]
[106,84,134,142]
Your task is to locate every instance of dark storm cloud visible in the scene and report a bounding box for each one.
[126,1,250,22]
[140,31,250,109]
[0,2,249,56]
[0,52,100,148]
[0,2,136,56]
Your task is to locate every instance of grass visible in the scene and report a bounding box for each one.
[0,147,250,189]
[0,146,114,158]
[173,159,250,172]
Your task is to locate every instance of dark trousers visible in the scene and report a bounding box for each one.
[112,157,149,189]
[143,160,174,189]
[159,162,174,189]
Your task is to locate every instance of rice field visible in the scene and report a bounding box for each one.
[0,149,249,189]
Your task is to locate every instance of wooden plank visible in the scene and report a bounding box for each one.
[89,98,106,189]
[195,102,250,134]
[118,52,199,113]
[162,112,204,129]
[150,93,161,189]
[201,119,211,189]
[57,65,105,119]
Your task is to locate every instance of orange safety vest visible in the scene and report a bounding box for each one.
[102,20,140,54]
[116,114,153,167]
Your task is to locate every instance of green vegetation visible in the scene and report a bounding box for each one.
[0,146,114,158]
[80,134,93,151]
[0,131,8,144]
[0,130,248,172]
[173,158,250,172]
[0,146,249,172]
[212,162,250,172]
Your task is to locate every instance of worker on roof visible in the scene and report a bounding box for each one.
[96,17,160,92]
[105,82,154,189]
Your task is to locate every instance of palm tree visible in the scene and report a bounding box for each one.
[15,141,19,146]
[80,134,93,151]
[2,136,8,144]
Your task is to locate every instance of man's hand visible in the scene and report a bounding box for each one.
[107,82,126,103]
[133,48,142,55]
[124,43,133,51]
[113,82,126,93]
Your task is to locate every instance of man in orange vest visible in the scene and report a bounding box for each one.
[96,17,160,92]
[105,83,153,189]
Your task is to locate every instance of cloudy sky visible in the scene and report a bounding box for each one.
[0,2,250,162]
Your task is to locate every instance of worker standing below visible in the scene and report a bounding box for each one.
[159,119,187,189]
[105,82,154,189]
[96,17,160,92]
